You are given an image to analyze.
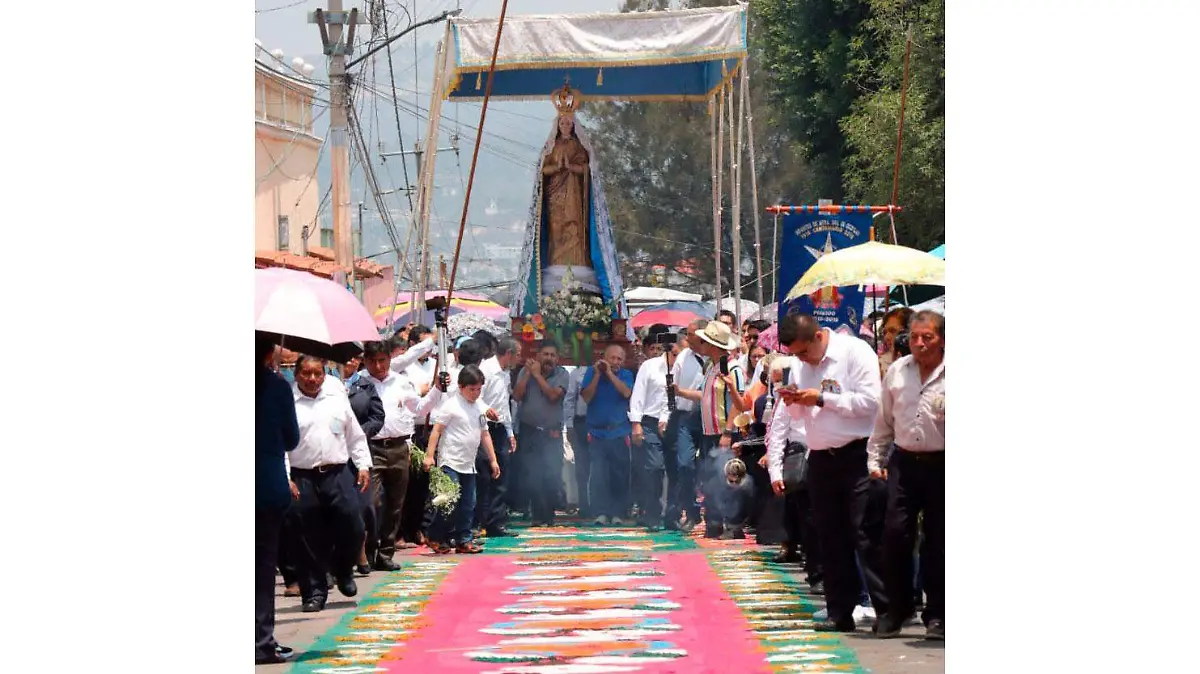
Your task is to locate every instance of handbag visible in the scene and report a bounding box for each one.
[782,441,808,490]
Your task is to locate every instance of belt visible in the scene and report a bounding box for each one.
[589,421,628,431]
[641,415,660,425]
[292,463,345,474]
[372,435,411,449]
[574,415,587,422]
[811,437,868,455]
[896,446,945,460]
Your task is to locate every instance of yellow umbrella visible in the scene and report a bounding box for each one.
[784,237,946,300]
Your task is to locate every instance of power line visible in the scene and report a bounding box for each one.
[255,0,307,14]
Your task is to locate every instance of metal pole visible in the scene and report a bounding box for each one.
[743,62,766,310]
[731,67,743,324]
[414,34,450,319]
[715,85,725,303]
[710,93,721,305]
[771,212,779,303]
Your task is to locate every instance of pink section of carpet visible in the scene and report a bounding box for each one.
[384,551,771,673]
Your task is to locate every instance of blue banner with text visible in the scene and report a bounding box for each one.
[777,209,874,330]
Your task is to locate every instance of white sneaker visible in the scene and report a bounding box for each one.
[853,605,876,625]
[593,515,610,526]
[813,608,829,621]
[611,517,625,526]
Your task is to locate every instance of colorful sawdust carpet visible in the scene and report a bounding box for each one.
[288,524,867,674]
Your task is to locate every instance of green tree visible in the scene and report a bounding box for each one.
[584,0,810,299]
[754,0,882,202]
[840,0,944,250]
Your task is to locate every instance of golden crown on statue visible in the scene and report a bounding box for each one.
[551,85,582,116]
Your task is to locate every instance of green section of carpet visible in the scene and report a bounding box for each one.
[478,522,700,554]
[706,547,868,673]
[287,559,459,674]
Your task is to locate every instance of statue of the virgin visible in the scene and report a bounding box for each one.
[510,85,627,319]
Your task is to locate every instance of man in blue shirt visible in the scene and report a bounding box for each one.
[581,344,635,526]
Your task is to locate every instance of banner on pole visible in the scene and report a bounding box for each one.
[777,209,873,330]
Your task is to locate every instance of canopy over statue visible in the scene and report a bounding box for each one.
[417,4,750,333]
[441,5,748,102]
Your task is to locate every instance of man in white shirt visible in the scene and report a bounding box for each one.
[777,313,888,633]
[869,311,945,641]
[286,355,373,613]
[629,324,672,530]
[398,325,442,547]
[665,318,710,531]
[362,340,444,570]
[475,335,520,537]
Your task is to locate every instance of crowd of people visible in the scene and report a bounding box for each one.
[254,305,945,663]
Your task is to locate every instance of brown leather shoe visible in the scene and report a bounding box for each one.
[283,583,300,597]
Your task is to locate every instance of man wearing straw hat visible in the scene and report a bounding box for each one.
[675,320,751,539]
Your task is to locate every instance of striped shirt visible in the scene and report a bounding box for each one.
[699,358,745,436]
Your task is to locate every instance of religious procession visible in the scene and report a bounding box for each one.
[255,2,945,672]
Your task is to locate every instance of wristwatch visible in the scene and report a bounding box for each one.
[816,393,825,408]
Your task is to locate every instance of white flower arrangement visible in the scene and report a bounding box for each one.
[538,267,617,330]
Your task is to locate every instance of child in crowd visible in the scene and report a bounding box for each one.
[424,365,501,554]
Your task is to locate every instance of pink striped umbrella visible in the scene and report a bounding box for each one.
[255,268,380,360]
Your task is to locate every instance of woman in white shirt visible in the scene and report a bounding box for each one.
[423,365,501,554]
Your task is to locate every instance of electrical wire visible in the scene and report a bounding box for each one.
[255,0,307,14]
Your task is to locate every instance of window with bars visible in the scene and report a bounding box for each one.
[277,216,290,250]
[320,227,333,249]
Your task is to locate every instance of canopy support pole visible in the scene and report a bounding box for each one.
[771,211,779,305]
[730,70,742,323]
[710,86,720,302]
[743,59,765,312]
[413,28,451,318]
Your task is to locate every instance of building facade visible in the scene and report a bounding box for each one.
[255,58,322,254]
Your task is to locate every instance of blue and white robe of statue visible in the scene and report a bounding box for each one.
[510,118,628,331]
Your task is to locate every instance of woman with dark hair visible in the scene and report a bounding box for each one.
[423,365,501,554]
[878,307,915,377]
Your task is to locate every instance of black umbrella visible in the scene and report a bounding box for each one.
[256,331,367,364]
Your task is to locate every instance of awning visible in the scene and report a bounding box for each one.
[444,5,747,102]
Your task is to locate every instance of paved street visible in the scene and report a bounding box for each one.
[263,521,942,673]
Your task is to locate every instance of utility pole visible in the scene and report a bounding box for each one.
[311,2,368,275]
[355,202,365,300]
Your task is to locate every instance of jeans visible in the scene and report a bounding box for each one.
[430,467,477,546]
[665,409,702,523]
[569,420,591,516]
[632,416,666,524]
[588,435,631,520]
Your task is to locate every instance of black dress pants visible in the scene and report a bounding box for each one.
[807,440,889,625]
[289,466,366,602]
[883,448,945,625]
[399,426,433,544]
[783,484,823,582]
[255,506,285,660]
[369,439,410,559]
[475,422,510,533]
